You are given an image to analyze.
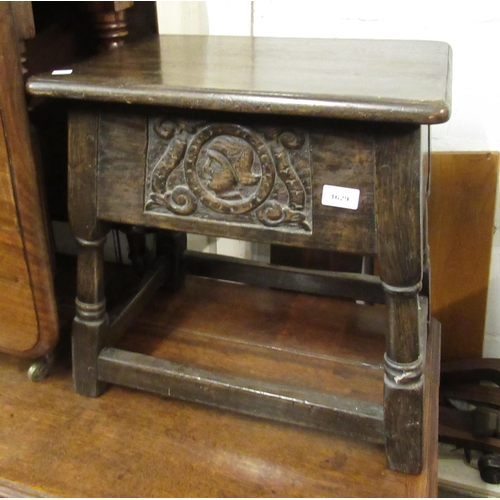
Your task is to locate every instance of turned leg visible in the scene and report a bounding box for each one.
[376,125,425,474]
[72,234,109,396]
[68,109,109,397]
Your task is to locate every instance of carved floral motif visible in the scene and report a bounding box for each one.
[145,118,312,233]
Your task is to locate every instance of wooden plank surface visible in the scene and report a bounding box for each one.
[118,276,387,376]
[0,351,427,498]
[0,266,437,497]
[0,2,58,357]
[27,35,451,124]
[429,152,498,361]
[0,111,39,351]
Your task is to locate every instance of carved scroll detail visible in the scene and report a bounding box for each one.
[146,118,312,233]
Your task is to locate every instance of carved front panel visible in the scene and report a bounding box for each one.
[145,118,312,233]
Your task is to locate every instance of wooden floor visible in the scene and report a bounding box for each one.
[0,258,438,497]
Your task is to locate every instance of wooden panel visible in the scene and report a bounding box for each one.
[0,3,58,357]
[429,152,498,361]
[145,118,314,236]
[97,111,377,254]
[0,117,38,351]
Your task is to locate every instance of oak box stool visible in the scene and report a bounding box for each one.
[27,35,452,480]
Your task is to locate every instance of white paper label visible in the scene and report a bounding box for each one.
[52,69,73,76]
[321,185,360,210]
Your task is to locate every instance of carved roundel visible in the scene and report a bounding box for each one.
[184,124,276,215]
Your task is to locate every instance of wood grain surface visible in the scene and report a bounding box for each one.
[96,111,378,255]
[21,30,448,486]
[116,276,387,404]
[0,112,38,351]
[27,35,451,124]
[429,152,498,361]
[0,265,438,497]
[0,2,57,357]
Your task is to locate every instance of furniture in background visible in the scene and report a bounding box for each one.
[0,2,58,368]
[0,1,158,380]
[28,34,451,484]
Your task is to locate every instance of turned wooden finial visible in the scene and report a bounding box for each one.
[88,2,133,51]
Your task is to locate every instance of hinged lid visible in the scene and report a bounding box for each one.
[27,35,452,124]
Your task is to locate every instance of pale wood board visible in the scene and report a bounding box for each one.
[429,152,499,361]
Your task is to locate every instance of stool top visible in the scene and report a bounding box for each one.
[27,35,452,124]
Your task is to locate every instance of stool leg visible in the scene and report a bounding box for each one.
[73,235,109,397]
[157,230,187,292]
[68,109,109,397]
[375,125,425,474]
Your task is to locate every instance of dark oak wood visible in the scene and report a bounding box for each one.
[27,36,451,124]
[106,258,166,345]
[375,125,426,473]
[96,111,377,254]
[98,347,385,442]
[26,34,451,481]
[96,278,429,447]
[68,109,109,397]
[185,250,385,303]
[121,275,387,374]
[270,245,363,273]
[0,293,440,497]
[88,2,134,51]
[0,261,440,496]
[420,317,441,498]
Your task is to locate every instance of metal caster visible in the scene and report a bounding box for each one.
[27,353,55,382]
